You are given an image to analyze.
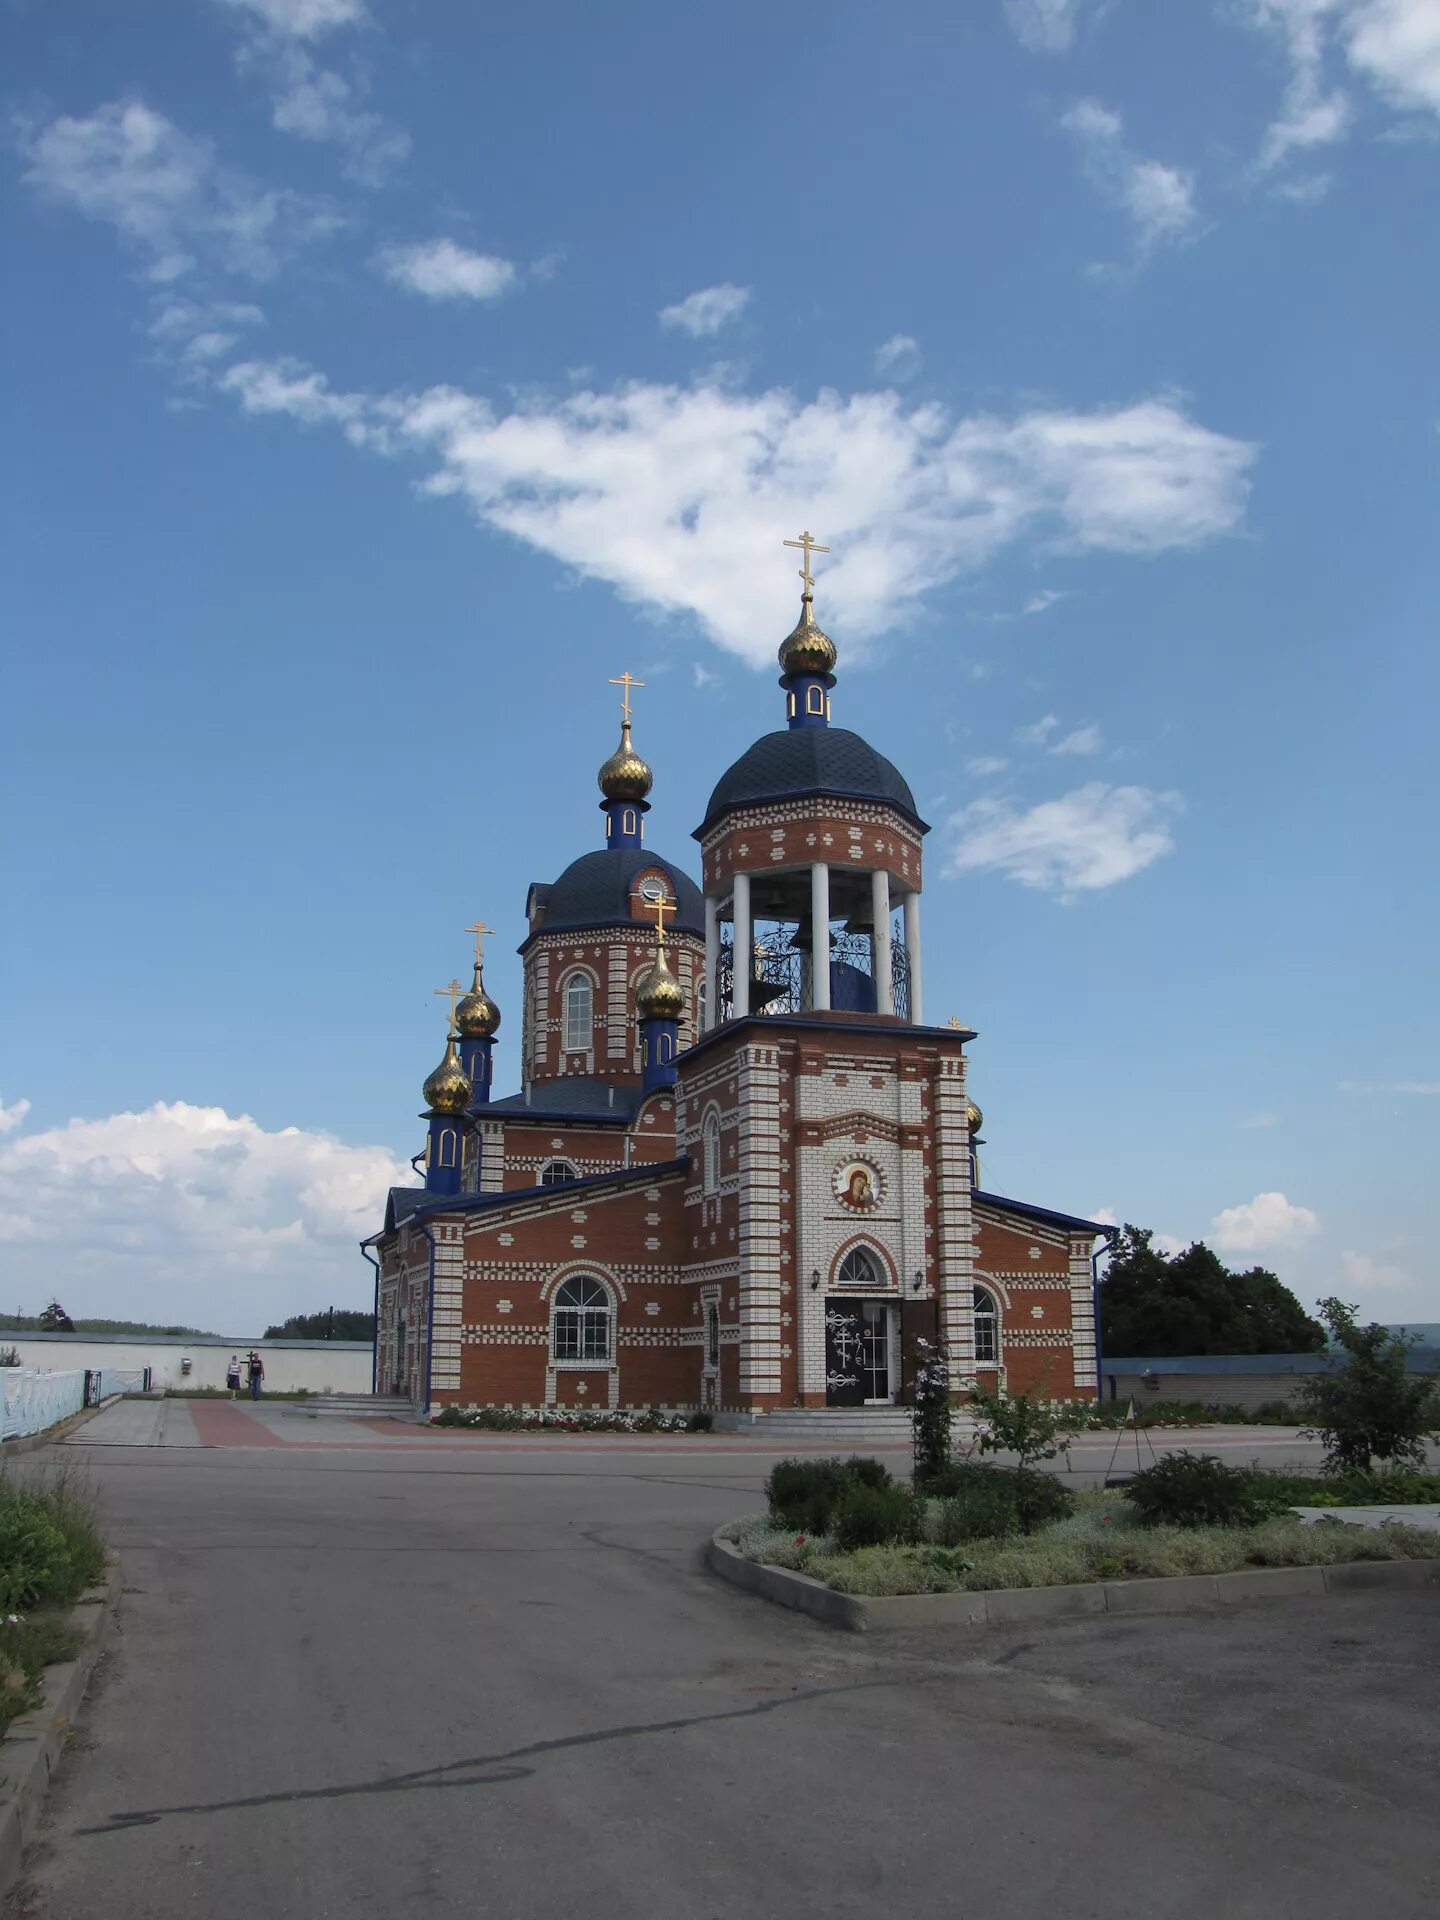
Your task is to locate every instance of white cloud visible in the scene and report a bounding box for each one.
[658,284,751,337]
[217,358,1255,664]
[947,782,1180,894]
[220,0,408,184]
[1211,1190,1320,1251]
[1246,1,1354,171]
[1154,1232,1189,1258]
[1022,587,1070,614]
[1015,714,1061,745]
[874,334,922,381]
[1004,0,1090,52]
[375,240,518,302]
[1345,0,1440,114]
[1061,99,1200,253]
[1338,1248,1412,1293]
[1051,723,1103,755]
[21,99,338,281]
[0,1098,409,1327]
[0,1097,32,1136]
[693,661,720,689]
[965,754,1010,777]
[148,297,266,373]
[1338,1078,1440,1094]
[1240,1112,1279,1128]
[219,0,368,35]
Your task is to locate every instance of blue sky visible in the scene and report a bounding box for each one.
[3,0,1437,1332]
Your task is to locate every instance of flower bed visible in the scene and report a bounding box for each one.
[724,1488,1440,1597]
[431,1404,712,1434]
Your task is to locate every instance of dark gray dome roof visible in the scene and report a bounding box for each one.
[698,728,922,836]
[527,848,703,943]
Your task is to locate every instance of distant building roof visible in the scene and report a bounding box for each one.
[1102,1350,1438,1376]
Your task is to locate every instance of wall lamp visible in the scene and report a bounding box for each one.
[911,1272,924,1293]
[810,1269,821,1292]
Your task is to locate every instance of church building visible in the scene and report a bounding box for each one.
[364,540,1110,1420]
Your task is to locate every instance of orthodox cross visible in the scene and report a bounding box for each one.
[464,919,495,965]
[948,1016,964,1030]
[646,896,677,948]
[608,671,645,724]
[783,529,829,595]
[433,978,463,1029]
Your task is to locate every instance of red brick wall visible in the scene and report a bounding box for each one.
[700,800,923,894]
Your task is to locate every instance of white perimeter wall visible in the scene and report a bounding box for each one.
[3,1337,373,1395]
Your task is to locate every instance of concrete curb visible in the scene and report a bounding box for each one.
[0,1396,123,1461]
[0,1561,121,1898]
[706,1529,1440,1633]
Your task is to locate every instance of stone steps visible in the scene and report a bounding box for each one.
[286,1394,415,1420]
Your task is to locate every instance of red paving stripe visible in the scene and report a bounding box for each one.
[188,1401,292,1447]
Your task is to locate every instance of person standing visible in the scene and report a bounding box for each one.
[247,1350,265,1401]
[226,1355,241,1400]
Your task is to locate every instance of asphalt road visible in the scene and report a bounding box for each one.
[9,1419,1440,1919]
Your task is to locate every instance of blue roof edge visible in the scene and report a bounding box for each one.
[974,1189,1117,1237]
[383,1155,690,1229]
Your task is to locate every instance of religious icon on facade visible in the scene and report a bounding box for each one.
[834,1159,880,1209]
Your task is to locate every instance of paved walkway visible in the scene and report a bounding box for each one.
[8,1427,1439,1919]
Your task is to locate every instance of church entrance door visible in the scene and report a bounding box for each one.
[824,1299,900,1406]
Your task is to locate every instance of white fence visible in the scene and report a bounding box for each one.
[0,1368,88,1442]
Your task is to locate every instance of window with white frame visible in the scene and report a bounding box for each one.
[702,1109,720,1192]
[836,1245,886,1291]
[540,1159,579,1187]
[551,1275,612,1363]
[974,1286,999,1364]
[563,973,592,1052]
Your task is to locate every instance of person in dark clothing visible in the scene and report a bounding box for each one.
[246,1350,265,1400]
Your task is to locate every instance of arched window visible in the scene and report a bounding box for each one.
[438,1128,457,1169]
[806,684,825,714]
[622,808,637,837]
[551,1276,612,1362]
[836,1245,886,1291]
[702,1109,721,1192]
[974,1286,999,1365]
[563,973,592,1052]
[695,977,707,1034]
[540,1159,579,1187]
[658,1031,674,1062]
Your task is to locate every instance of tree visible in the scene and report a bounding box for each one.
[37,1299,76,1333]
[910,1338,953,1484]
[1296,1298,1437,1473]
[1099,1225,1324,1356]
[263,1309,376,1342]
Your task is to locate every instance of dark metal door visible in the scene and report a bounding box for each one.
[824,1299,865,1406]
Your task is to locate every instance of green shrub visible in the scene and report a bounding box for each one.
[1127,1453,1268,1528]
[1297,1298,1438,1472]
[0,1469,105,1613]
[685,1412,714,1432]
[1332,1468,1440,1504]
[765,1457,893,1534]
[922,1462,1076,1541]
[832,1482,918,1550]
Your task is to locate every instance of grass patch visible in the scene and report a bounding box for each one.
[0,1465,106,1735]
[726,1485,1440,1597]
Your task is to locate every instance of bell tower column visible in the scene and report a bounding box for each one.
[904,890,924,1024]
[732,872,752,1019]
[810,862,831,1012]
[871,868,893,1015]
[703,895,719,1033]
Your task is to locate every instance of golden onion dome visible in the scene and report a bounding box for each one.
[598,721,653,803]
[455,961,501,1038]
[966,1100,984,1134]
[778,594,837,677]
[423,1034,472,1115]
[635,948,685,1021]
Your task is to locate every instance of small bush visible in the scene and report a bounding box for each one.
[1333,1468,1440,1505]
[0,1468,105,1614]
[921,1462,1076,1541]
[686,1412,714,1433]
[765,1457,892,1534]
[1127,1453,1267,1529]
[832,1482,918,1550]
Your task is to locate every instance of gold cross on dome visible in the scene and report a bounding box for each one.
[783,529,829,595]
[646,896,677,946]
[433,978,463,1029]
[464,919,495,965]
[948,1016,963,1030]
[608,671,645,724]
